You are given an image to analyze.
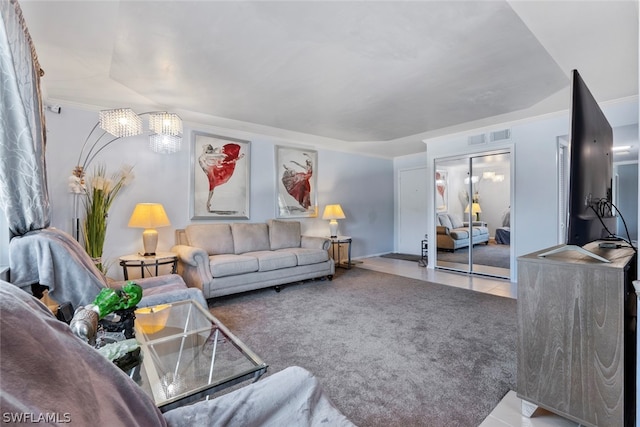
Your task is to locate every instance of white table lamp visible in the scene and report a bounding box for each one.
[128,203,171,256]
[322,204,346,238]
[464,202,482,221]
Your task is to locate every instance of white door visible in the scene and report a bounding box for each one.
[398,167,428,254]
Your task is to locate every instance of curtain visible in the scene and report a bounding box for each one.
[0,0,49,236]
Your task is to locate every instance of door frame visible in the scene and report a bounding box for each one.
[432,147,514,280]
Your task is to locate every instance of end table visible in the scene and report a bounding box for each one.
[119,252,178,280]
[329,236,352,269]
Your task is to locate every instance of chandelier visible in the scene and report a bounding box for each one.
[70,108,183,240]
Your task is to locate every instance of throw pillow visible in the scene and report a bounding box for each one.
[232,223,270,254]
[449,214,464,229]
[268,220,301,250]
[186,224,234,255]
[438,214,453,230]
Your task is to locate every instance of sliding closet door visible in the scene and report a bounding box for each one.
[470,153,511,278]
[434,151,511,279]
[434,156,470,272]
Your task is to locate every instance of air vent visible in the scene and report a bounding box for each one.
[468,134,486,145]
[490,129,511,142]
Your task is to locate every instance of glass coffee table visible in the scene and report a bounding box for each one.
[132,299,267,412]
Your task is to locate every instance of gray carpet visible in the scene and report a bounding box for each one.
[209,268,516,427]
[437,242,510,269]
[383,243,510,269]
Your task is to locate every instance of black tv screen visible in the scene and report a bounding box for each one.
[566,69,616,246]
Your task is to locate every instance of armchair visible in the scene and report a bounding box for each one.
[8,228,206,310]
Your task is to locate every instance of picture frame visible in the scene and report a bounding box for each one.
[190,131,250,219]
[275,146,318,218]
[435,170,448,212]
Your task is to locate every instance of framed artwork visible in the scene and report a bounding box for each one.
[190,131,250,219]
[275,146,318,218]
[435,170,448,212]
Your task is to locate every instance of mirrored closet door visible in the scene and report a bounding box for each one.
[434,151,511,279]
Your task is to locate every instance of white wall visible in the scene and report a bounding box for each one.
[413,97,639,282]
[44,105,394,280]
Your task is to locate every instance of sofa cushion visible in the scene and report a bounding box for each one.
[245,250,298,272]
[278,248,329,266]
[209,254,259,277]
[186,224,234,255]
[232,223,270,254]
[438,214,453,229]
[449,230,469,240]
[449,214,465,229]
[268,219,301,250]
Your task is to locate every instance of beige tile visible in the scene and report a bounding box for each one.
[485,391,578,427]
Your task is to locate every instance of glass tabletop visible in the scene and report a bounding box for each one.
[133,299,267,412]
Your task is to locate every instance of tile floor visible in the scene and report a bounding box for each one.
[356,256,580,427]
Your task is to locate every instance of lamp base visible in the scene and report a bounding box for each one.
[142,229,159,257]
[329,220,339,238]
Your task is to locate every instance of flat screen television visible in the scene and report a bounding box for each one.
[540,69,616,262]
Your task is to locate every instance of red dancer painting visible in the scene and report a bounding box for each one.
[281,154,313,209]
[198,143,244,212]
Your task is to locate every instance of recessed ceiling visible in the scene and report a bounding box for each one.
[18,1,639,158]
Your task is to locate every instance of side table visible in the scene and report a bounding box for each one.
[329,236,352,269]
[119,252,178,280]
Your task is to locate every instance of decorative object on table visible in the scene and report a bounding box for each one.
[322,204,346,238]
[99,307,137,340]
[464,201,482,221]
[96,337,142,372]
[135,304,171,334]
[69,282,143,344]
[69,305,99,345]
[69,108,183,241]
[78,163,134,272]
[128,203,171,256]
[97,338,140,362]
[191,132,250,220]
[275,145,318,218]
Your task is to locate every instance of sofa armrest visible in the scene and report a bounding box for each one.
[301,236,331,250]
[172,244,209,267]
[171,245,213,294]
[126,274,186,290]
[436,225,450,235]
[111,274,208,311]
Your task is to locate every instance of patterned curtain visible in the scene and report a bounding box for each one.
[0,0,49,236]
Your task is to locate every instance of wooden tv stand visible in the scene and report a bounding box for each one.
[517,241,637,427]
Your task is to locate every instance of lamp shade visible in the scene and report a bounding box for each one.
[148,112,183,154]
[322,204,346,220]
[128,203,171,256]
[128,203,171,229]
[99,108,142,138]
[463,202,482,214]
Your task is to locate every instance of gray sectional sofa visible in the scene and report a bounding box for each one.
[172,220,335,299]
[436,213,490,251]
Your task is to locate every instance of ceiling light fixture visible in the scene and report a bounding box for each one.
[99,108,142,138]
[148,112,183,154]
[71,108,183,240]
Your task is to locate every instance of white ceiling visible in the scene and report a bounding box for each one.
[18,0,639,158]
